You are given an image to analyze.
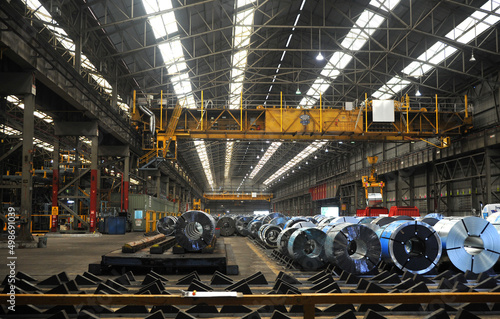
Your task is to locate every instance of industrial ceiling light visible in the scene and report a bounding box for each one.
[415,86,422,97]
[316,29,324,61]
[296,86,301,95]
[325,148,328,152]
[470,50,476,62]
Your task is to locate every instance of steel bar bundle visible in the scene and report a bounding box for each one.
[434,216,500,273]
[217,216,236,237]
[156,216,178,236]
[325,222,381,274]
[174,210,216,252]
[287,227,327,270]
[378,220,442,274]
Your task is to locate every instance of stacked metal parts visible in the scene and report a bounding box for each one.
[174,210,216,252]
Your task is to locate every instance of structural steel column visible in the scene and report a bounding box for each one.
[51,139,60,232]
[156,175,161,199]
[485,148,492,204]
[89,136,98,232]
[19,93,35,241]
[122,155,130,212]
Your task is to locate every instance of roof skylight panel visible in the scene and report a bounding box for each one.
[224,141,234,179]
[263,141,326,185]
[249,142,282,179]
[194,140,215,190]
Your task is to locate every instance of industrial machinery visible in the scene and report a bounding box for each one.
[361,156,385,206]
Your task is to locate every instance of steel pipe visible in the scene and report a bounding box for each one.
[156,216,178,236]
[217,216,236,237]
[434,217,500,273]
[174,210,216,252]
[378,220,442,274]
[325,222,381,274]
[287,227,327,270]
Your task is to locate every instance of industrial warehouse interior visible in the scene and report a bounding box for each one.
[1,0,500,318]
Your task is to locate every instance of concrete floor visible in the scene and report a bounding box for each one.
[0,233,280,281]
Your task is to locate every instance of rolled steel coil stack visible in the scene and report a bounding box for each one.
[174,210,217,252]
[235,216,253,236]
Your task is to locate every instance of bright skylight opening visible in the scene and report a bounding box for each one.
[263,141,326,185]
[224,141,234,179]
[142,0,196,108]
[229,4,257,109]
[25,0,127,111]
[194,140,215,190]
[375,0,500,99]
[299,0,401,108]
[249,142,282,179]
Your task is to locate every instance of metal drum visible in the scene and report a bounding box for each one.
[325,222,381,274]
[378,220,442,274]
[217,216,236,236]
[156,216,178,236]
[434,216,500,273]
[174,210,216,252]
[287,227,327,270]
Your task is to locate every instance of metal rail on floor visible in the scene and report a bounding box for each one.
[5,292,500,319]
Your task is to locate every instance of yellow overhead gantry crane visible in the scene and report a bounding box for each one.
[132,91,473,163]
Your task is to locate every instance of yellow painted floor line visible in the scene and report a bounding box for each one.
[246,240,281,276]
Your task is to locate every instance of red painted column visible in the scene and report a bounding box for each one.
[51,169,59,231]
[89,169,97,232]
[123,181,129,212]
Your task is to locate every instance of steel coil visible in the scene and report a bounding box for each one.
[217,216,236,236]
[174,210,216,251]
[269,216,289,228]
[419,217,439,226]
[287,227,327,270]
[284,217,308,229]
[260,224,282,248]
[357,216,376,224]
[425,213,444,220]
[247,220,263,239]
[321,216,359,233]
[371,216,396,227]
[235,216,252,236]
[434,216,500,273]
[487,212,500,224]
[262,212,285,224]
[156,216,178,236]
[325,222,381,274]
[277,228,298,256]
[318,216,337,227]
[378,220,442,274]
